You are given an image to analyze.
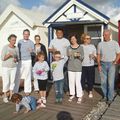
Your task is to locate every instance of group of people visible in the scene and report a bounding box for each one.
[1,28,120,113]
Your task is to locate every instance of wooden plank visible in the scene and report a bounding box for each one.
[0,79,102,120]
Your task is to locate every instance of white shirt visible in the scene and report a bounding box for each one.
[81,44,96,66]
[49,38,70,57]
[97,40,120,62]
[33,61,49,80]
[51,57,68,81]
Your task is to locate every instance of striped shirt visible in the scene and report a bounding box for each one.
[16,96,32,112]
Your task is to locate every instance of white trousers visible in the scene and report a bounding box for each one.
[33,78,39,91]
[2,67,17,92]
[68,71,82,97]
[14,60,32,93]
[31,67,39,91]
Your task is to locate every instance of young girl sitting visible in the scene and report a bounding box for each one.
[11,93,40,113]
[51,51,68,103]
[33,52,49,107]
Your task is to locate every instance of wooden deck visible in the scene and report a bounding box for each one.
[0,80,102,120]
[101,95,120,120]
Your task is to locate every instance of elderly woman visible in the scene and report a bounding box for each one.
[67,35,84,104]
[1,34,19,103]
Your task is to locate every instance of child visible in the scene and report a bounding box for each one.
[11,93,39,113]
[33,52,49,107]
[1,34,19,103]
[81,33,96,98]
[51,51,68,103]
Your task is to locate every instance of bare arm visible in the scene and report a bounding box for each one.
[48,48,57,53]
[113,53,120,64]
[97,54,102,72]
[3,53,13,61]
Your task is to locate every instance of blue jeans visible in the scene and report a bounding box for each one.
[100,62,116,101]
[29,96,37,111]
[54,79,64,99]
[63,63,69,92]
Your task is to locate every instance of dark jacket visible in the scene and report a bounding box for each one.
[32,43,47,66]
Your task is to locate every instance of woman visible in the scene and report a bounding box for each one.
[32,35,47,92]
[1,34,19,103]
[81,33,96,98]
[67,35,84,104]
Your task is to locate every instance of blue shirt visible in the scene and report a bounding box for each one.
[16,96,33,112]
[18,39,34,60]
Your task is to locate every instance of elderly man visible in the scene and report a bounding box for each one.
[97,29,120,104]
[15,29,34,95]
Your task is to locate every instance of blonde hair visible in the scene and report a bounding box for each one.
[81,33,91,43]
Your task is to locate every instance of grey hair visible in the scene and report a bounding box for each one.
[103,29,112,35]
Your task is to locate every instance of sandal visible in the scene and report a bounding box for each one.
[68,96,75,102]
[77,97,82,104]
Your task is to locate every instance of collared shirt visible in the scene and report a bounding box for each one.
[16,96,32,112]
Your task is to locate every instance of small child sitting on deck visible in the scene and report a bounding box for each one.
[11,93,40,113]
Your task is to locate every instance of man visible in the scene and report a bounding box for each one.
[49,28,70,94]
[15,29,34,95]
[97,29,120,104]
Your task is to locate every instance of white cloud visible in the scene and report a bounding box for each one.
[32,5,56,19]
[0,0,119,22]
[31,0,64,19]
[31,0,120,22]
[0,0,21,14]
[84,0,120,21]
[44,0,64,7]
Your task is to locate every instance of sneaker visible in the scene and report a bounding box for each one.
[3,97,9,103]
[77,97,82,104]
[68,96,74,102]
[42,98,46,104]
[89,92,93,98]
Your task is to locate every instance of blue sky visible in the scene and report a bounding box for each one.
[0,0,120,21]
[19,0,120,9]
[20,0,44,9]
